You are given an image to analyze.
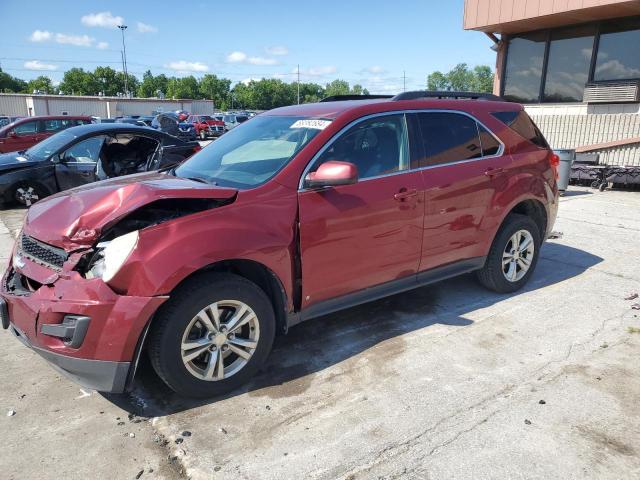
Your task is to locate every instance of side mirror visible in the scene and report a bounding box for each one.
[304,160,358,189]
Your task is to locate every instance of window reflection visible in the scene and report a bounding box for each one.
[595,17,640,81]
[544,25,595,102]
[503,32,547,103]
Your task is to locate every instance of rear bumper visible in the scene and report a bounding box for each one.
[9,323,130,392]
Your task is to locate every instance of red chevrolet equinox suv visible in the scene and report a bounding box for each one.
[1,92,559,398]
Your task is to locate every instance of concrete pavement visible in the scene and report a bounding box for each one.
[1,186,639,479]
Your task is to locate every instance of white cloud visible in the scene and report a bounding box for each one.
[226,51,278,65]
[81,11,123,29]
[55,33,94,47]
[296,66,337,77]
[24,60,57,71]
[29,30,52,42]
[96,41,109,50]
[137,21,158,33]
[363,65,386,74]
[241,78,260,85]
[247,56,277,66]
[227,51,248,63]
[265,46,288,56]
[165,60,209,73]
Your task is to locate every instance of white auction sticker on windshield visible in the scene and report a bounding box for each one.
[290,119,331,130]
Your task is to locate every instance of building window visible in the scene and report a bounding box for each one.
[543,25,595,102]
[502,16,640,104]
[502,31,547,103]
[594,17,640,82]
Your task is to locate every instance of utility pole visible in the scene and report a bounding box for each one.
[297,64,300,104]
[403,70,406,92]
[118,25,129,96]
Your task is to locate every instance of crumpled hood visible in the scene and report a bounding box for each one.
[24,171,237,250]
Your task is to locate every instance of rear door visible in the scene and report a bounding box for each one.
[298,113,425,308]
[415,111,511,271]
[54,135,105,190]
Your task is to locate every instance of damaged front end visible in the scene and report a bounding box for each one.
[1,172,238,392]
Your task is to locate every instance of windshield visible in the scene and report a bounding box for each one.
[174,115,328,188]
[25,130,77,160]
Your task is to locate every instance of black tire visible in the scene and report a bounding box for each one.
[476,214,542,293]
[147,272,276,398]
[12,182,46,207]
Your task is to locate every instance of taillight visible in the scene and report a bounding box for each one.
[549,152,560,179]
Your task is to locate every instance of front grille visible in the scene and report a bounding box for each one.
[19,234,68,270]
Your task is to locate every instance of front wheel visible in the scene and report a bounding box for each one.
[476,214,541,293]
[147,273,275,398]
[13,182,46,207]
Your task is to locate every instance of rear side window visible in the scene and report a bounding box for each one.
[492,111,549,148]
[417,112,482,166]
[478,124,501,156]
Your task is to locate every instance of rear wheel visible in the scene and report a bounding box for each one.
[147,273,275,398]
[476,214,541,293]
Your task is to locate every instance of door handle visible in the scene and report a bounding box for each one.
[484,167,504,177]
[394,188,418,201]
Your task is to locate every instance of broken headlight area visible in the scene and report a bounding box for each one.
[80,230,139,282]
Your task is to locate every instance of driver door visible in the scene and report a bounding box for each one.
[297,113,425,310]
[54,135,105,190]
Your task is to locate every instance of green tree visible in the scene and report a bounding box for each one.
[26,75,55,94]
[297,82,325,103]
[199,74,231,109]
[59,68,99,95]
[426,64,494,93]
[167,76,200,99]
[93,66,122,96]
[427,71,449,90]
[324,79,351,97]
[0,68,28,93]
[137,70,169,98]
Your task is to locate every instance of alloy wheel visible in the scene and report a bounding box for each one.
[501,229,535,282]
[180,300,260,381]
[15,186,40,206]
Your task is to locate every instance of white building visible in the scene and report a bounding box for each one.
[0,93,215,118]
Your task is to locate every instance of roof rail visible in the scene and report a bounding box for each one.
[320,94,393,102]
[392,90,503,101]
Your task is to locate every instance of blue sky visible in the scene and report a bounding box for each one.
[0,0,496,93]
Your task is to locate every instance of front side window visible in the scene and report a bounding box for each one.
[174,115,325,188]
[62,136,105,163]
[503,31,547,103]
[417,113,482,166]
[13,121,37,136]
[595,17,640,81]
[313,114,409,180]
[544,25,595,102]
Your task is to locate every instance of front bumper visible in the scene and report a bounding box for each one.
[9,323,130,392]
[1,257,168,393]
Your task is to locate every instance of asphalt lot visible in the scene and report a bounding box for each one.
[1,186,639,480]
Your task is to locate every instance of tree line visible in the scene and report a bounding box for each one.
[1,63,493,111]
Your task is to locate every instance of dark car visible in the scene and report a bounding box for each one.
[0,123,200,206]
[151,112,197,141]
[0,91,559,397]
[0,116,93,153]
[115,117,150,127]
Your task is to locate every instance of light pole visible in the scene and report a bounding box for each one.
[117,25,129,96]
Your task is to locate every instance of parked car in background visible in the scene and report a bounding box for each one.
[186,115,226,139]
[151,112,197,141]
[0,117,11,128]
[222,114,249,130]
[115,117,150,127]
[137,116,154,127]
[0,91,559,397]
[0,123,200,206]
[0,116,92,153]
